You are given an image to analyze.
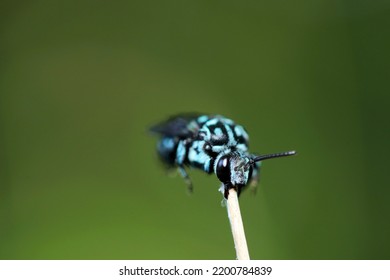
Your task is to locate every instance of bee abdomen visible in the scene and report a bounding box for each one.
[156,137,179,166]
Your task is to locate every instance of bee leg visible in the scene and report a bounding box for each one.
[178,165,193,194]
[249,164,260,195]
[249,178,258,195]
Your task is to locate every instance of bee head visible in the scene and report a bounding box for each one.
[215,150,296,197]
[215,152,252,189]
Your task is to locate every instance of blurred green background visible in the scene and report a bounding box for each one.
[1,0,389,259]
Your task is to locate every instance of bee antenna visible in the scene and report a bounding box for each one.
[251,150,296,164]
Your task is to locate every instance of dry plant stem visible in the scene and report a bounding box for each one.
[226,188,250,260]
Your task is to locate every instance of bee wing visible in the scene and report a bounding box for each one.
[150,113,203,139]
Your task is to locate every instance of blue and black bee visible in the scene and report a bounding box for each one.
[150,113,295,198]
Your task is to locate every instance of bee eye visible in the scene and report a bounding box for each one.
[216,156,231,184]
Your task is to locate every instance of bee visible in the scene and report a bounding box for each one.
[150,113,295,198]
